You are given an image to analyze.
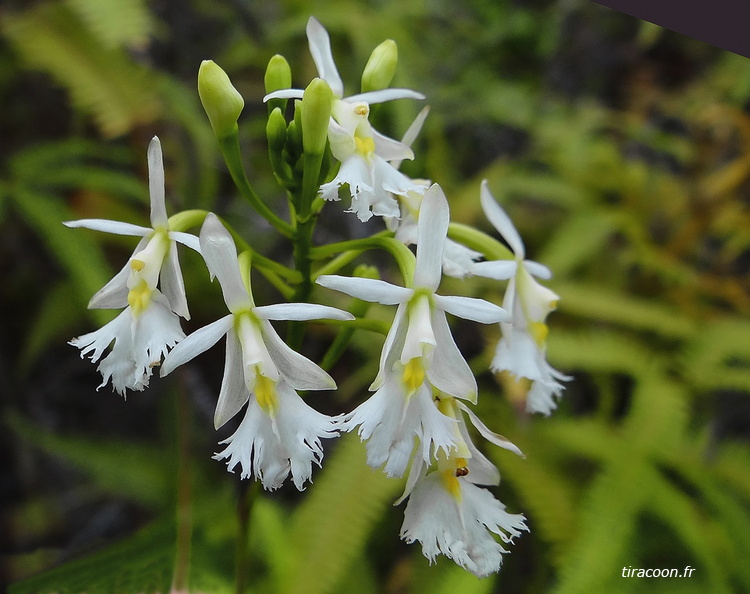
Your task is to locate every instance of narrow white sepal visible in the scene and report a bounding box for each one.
[316,275,412,305]
[434,295,511,324]
[480,180,525,258]
[263,89,304,102]
[523,259,553,280]
[456,401,525,458]
[148,136,168,228]
[63,219,152,237]
[346,88,426,104]
[254,303,354,322]
[214,330,248,429]
[168,231,201,253]
[413,184,449,291]
[306,17,344,97]
[470,260,518,280]
[160,242,190,320]
[199,214,251,312]
[160,314,233,376]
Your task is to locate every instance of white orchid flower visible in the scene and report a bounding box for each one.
[318,184,511,475]
[264,17,424,109]
[265,17,426,222]
[320,100,426,221]
[67,137,200,396]
[471,180,571,415]
[399,453,528,577]
[397,393,527,577]
[386,182,483,277]
[160,213,353,490]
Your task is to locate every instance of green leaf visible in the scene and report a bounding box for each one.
[9,520,174,594]
[11,189,115,326]
[7,411,171,507]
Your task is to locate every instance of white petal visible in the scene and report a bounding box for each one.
[64,219,151,237]
[456,401,524,457]
[394,455,427,505]
[254,303,354,322]
[470,260,518,280]
[87,240,143,310]
[372,129,414,162]
[263,89,304,101]
[413,184,449,291]
[370,302,408,391]
[456,416,501,486]
[523,259,552,280]
[316,275,412,304]
[261,320,336,391]
[160,314,234,376]
[346,88,426,104]
[434,294,511,324]
[343,376,455,479]
[480,180,525,258]
[148,137,168,228]
[400,473,527,577]
[327,119,356,161]
[427,310,477,403]
[306,17,344,97]
[441,238,482,278]
[199,213,251,312]
[160,242,190,319]
[214,380,338,490]
[168,231,201,253]
[401,294,435,363]
[401,106,430,149]
[214,329,249,429]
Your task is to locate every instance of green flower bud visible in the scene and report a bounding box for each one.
[264,54,292,96]
[361,39,398,94]
[301,78,333,156]
[266,107,287,152]
[198,60,244,138]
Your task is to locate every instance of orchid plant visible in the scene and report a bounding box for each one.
[66,17,568,580]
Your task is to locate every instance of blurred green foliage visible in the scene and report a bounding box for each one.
[2,0,750,593]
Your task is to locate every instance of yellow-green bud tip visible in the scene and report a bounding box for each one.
[301,78,333,155]
[265,54,292,95]
[198,60,244,138]
[361,39,398,93]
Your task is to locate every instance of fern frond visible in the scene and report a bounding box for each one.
[65,0,153,49]
[279,433,403,594]
[556,282,696,339]
[3,3,161,137]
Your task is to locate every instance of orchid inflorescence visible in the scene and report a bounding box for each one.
[66,17,569,577]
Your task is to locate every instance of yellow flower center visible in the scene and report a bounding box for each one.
[354,134,376,158]
[402,356,425,396]
[255,372,278,415]
[530,321,549,347]
[127,278,153,317]
[441,468,462,501]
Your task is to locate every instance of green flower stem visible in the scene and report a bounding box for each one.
[310,236,416,287]
[320,265,380,371]
[170,209,297,299]
[313,249,366,278]
[300,152,324,220]
[168,209,209,233]
[448,222,514,260]
[287,215,317,349]
[217,133,294,239]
